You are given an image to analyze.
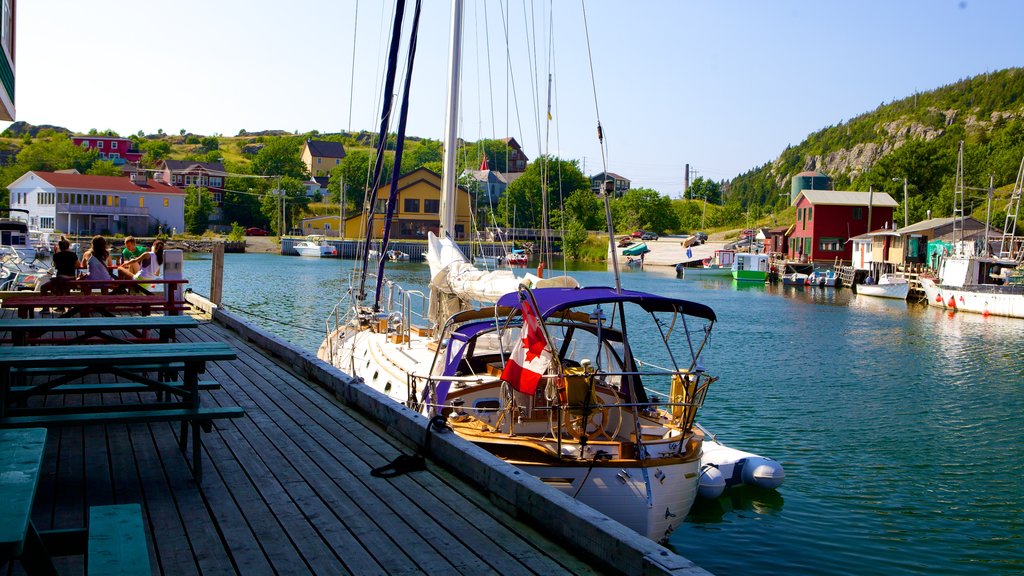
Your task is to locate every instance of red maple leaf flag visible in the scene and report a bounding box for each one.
[480,154,489,171]
[501,299,551,395]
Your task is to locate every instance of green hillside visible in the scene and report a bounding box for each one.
[728,67,1024,227]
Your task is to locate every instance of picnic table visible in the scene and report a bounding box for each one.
[0,428,151,575]
[0,342,244,481]
[0,315,199,345]
[1,278,189,319]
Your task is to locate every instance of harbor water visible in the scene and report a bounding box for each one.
[183,253,1023,575]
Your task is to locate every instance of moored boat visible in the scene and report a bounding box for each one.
[294,235,338,257]
[920,256,1024,318]
[676,249,734,278]
[731,253,769,282]
[857,274,909,299]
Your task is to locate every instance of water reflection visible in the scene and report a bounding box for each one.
[686,486,787,523]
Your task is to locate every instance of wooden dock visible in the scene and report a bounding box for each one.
[5,309,706,575]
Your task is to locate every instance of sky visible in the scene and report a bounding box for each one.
[6,0,1024,195]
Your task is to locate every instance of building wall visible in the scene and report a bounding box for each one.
[301,170,472,239]
[0,0,14,121]
[789,197,894,261]
[301,145,341,178]
[71,137,143,164]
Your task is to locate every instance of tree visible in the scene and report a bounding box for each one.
[251,137,308,178]
[498,156,590,229]
[259,177,310,234]
[140,140,172,166]
[200,136,220,152]
[687,176,723,204]
[327,150,374,207]
[611,188,678,234]
[183,186,215,234]
[85,160,123,176]
[561,219,589,259]
[561,189,603,230]
[14,133,99,173]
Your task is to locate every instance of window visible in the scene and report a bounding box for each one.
[97,141,104,149]
[335,159,340,164]
[852,207,863,220]
[819,237,843,252]
[807,207,812,220]
[139,197,145,208]
[40,217,54,229]
[404,198,420,213]
[375,199,387,214]
[317,158,322,164]
[163,197,169,208]
[111,141,118,149]
[81,140,89,147]
[107,195,114,206]
[109,153,119,160]
[424,199,440,213]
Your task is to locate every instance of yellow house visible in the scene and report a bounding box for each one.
[300,139,347,178]
[301,168,474,239]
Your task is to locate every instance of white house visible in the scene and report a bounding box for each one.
[7,170,186,236]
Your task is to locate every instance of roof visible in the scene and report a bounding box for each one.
[768,225,790,234]
[161,160,226,173]
[21,171,184,194]
[591,171,629,182]
[501,137,522,150]
[794,190,899,208]
[494,286,717,322]
[304,139,347,159]
[795,171,828,177]
[896,216,985,235]
[849,228,901,241]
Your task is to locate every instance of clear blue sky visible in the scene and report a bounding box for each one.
[7,0,1023,195]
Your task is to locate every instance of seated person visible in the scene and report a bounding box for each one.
[82,235,114,280]
[118,240,164,292]
[120,236,147,276]
[42,237,81,295]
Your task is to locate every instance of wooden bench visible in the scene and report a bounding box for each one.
[87,504,150,576]
[0,315,199,345]
[1,294,189,319]
[0,342,242,482]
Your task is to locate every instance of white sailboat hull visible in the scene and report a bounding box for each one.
[520,459,699,542]
[920,277,1024,319]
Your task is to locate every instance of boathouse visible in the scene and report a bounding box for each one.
[891,216,987,265]
[300,167,474,239]
[789,190,898,262]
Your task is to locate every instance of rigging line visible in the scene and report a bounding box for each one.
[229,306,323,333]
[348,0,360,132]
[483,0,496,139]
[497,0,528,181]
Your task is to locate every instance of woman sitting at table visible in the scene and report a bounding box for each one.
[41,237,81,295]
[81,235,114,280]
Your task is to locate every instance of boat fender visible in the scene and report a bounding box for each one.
[738,457,786,490]
[698,464,726,499]
[947,296,956,308]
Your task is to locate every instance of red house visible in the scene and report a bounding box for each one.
[71,136,143,165]
[788,190,898,262]
[502,137,529,173]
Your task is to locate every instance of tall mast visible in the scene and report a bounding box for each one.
[953,140,965,253]
[438,0,464,239]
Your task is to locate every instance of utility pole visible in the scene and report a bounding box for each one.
[903,177,908,228]
[985,174,993,254]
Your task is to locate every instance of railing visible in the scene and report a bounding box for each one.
[56,203,149,216]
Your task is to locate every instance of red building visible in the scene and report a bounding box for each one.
[788,190,898,262]
[71,136,143,165]
[502,137,529,172]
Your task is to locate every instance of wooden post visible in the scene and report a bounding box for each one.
[210,242,225,307]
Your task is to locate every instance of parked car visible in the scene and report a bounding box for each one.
[641,232,659,241]
[245,227,269,236]
[739,229,755,239]
[631,230,645,238]
[694,232,708,244]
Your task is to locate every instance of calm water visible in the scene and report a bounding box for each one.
[183,253,1023,575]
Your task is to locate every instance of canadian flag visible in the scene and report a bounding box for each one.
[501,298,552,395]
[480,154,489,171]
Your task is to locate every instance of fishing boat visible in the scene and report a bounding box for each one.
[675,249,734,278]
[857,274,909,300]
[919,150,1024,318]
[294,235,338,257]
[781,272,809,286]
[807,269,838,287]
[731,253,768,282]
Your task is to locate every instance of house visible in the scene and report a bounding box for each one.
[301,139,347,184]
[300,168,473,239]
[502,137,529,173]
[892,216,987,265]
[7,170,185,236]
[157,160,227,210]
[589,172,631,196]
[789,190,898,262]
[71,136,143,165]
[0,0,15,121]
[463,169,523,206]
[763,225,790,255]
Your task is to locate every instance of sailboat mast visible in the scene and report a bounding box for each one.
[438,0,464,239]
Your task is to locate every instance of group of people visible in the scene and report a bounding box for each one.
[47,235,165,288]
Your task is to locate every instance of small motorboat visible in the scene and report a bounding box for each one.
[857,274,909,300]
[696,425,785,499]
[782,272,809,286]
[807,270,838,287]
[622,242,649,257]
[386,249,410,262]
[294,235,337,257]
[505,249,528,265]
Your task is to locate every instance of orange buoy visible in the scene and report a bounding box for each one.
[947,296,956,308]
[935,294,943,303]
[983,310,990,317]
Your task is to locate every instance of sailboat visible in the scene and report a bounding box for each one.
[318,0,732,541]
[920,145,1024,318]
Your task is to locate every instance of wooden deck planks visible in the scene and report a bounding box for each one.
[12,317,595,576]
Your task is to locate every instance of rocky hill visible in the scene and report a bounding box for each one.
[729,67,1024,223]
